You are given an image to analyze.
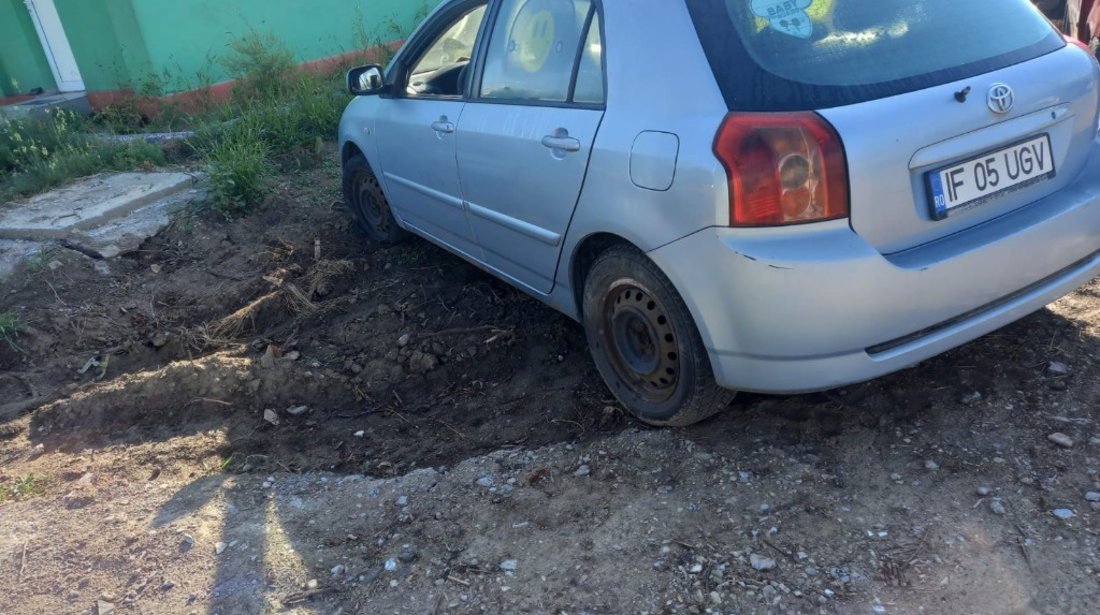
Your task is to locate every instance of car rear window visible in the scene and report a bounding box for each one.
[687,0,1065,111]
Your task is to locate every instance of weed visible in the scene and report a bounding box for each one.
[91,100,148,134]
[391,250,424,267]
[221,30,298,101]
[0,311,24,351]
[0,474,47,500]
[202,127,270,219]
[21,247,54,281]
[0,110,166,201]
[1,17,425,206]
[0,109,83,174]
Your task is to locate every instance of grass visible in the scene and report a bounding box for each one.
[0,111,166,202]
[20,247,54,281]
[183,29,364,217]
[200,126,271,219]
[221,30,297,102]
[0,8,428,212]
[0,311,24,351]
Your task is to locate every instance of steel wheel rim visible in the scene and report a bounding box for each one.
[355,173,390,233]
[599,280,681,403]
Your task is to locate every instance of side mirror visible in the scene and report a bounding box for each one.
[348,65,386,96]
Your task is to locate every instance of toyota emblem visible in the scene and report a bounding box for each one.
[987,84,1015,115]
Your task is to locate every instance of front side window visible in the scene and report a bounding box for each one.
[407,5,488,97]
[479,0,600,103]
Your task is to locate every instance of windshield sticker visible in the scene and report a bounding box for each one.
[750,0,813,39]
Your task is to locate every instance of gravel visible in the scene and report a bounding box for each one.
[960,391,983,404]
[750,554,777,571]
[1047,433,1075,448]
[399,544,419,562]
[1047,361,1070,375]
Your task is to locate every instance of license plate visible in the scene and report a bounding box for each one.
[927,134,1055,220]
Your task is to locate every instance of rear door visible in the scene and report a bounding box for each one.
[455,0,605,294]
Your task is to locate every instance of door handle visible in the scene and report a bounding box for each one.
[431,119,455,134]
[541,134,581,152]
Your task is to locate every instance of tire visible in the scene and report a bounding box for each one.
[582,246,735,426]
[342,154,408,245]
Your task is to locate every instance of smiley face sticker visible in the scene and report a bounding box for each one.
[750,0,814,39]
[517,10,556,73]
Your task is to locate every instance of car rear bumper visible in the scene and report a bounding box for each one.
[648,134,1100,394]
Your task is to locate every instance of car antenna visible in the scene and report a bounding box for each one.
[954,86,971,103]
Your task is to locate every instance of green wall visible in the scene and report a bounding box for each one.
[0,0,55,97]
[54,0,154,93]
[52,0,433,95]
[5,0,435,97]
[128,0,433,89]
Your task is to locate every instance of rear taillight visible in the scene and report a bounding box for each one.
[714,112,849,227]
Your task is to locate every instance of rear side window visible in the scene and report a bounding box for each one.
[688,0,1065,110]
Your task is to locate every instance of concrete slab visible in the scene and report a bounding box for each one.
[0,172,195,240]
[0,92,91,120]
[0,240,43,281]
[65,195,178,259]
[0,172,204,283]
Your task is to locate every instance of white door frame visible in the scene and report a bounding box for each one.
[24,0,85,92]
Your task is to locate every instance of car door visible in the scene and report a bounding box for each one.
[456,0,606,294]
[375,1,489,258]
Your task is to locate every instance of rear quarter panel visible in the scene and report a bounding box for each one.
[555,0,731,296]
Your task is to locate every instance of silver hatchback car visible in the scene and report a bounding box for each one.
[339,0,1100,425]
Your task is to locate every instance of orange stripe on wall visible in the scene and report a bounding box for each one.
[84,41,401,113]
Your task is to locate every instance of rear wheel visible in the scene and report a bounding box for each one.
[582,246,735,426]
[343,154,407,245]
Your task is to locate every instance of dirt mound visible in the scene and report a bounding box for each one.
[0,159,1096,615]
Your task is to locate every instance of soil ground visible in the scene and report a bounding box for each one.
[0,155,1098,615]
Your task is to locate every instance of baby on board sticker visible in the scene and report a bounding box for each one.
[750,0,814,39]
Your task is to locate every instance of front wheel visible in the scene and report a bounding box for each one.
[582,246,735,426]
[342,154,408,245]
